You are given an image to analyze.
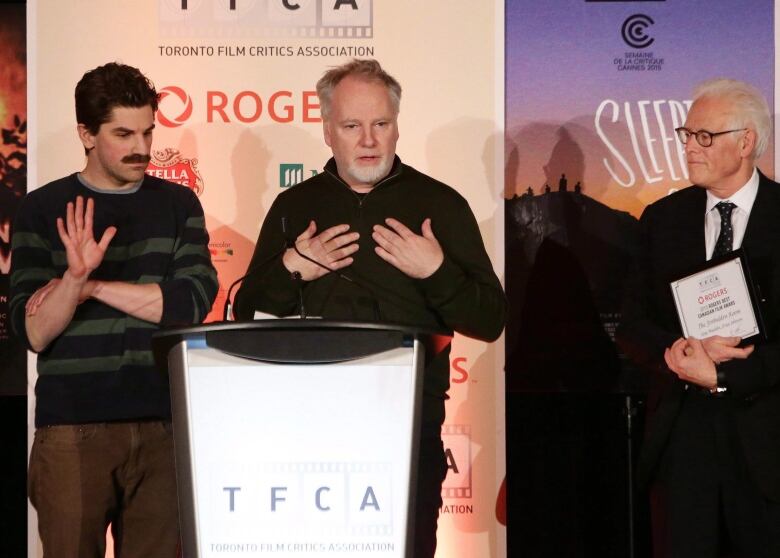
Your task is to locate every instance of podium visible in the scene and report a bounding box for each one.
[154,320,439,558]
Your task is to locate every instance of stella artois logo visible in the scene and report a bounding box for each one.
[147,148,204,195]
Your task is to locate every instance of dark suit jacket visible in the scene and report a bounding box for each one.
[618,171,780,501]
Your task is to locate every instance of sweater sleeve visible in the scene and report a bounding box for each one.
[416,192,506,342]
[158,191,218,325]
[9,194,57,349]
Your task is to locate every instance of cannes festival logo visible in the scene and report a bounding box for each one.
[621,14,655,49]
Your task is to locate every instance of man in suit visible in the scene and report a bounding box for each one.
[618,78,780,557]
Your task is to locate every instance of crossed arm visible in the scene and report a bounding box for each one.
[25,196,162,352]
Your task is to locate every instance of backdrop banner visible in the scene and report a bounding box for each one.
[0,3,26,397]
[504,0,774,393]
[28,1,505,556]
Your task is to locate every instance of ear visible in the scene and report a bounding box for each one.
[77,123,96,152]
[322,119,332,148]
[740,129,757,159]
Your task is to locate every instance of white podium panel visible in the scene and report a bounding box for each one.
[158,322,431,558]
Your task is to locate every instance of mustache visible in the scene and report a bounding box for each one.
[122,154,151,164]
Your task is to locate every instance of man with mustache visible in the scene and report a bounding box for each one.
[234,59,505,557]
[619,79,780,557]
[10,62,218,557]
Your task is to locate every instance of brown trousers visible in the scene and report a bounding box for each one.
[28,421,179,558]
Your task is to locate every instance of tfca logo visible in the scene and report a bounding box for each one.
[160,0,372,36]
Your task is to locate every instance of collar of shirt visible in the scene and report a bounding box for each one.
[704,167,759,260]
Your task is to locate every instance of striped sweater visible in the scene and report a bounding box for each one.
[10,173,218,426]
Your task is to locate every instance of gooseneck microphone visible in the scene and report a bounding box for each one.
[221,218,293,321]
[282,217,308,319]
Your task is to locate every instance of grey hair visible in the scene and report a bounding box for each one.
[316,58,402,119]
[693,78,772,159]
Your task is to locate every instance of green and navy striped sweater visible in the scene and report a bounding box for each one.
[10,173,218,427]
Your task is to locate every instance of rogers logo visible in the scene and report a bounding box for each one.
[156,86,321,126]
[158,86,193,127]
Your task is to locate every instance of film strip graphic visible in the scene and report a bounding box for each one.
[159,0,373,39]
[441,424,472,499]
[261,461,393,536]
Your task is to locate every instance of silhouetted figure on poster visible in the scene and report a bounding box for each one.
[559,172,568,191]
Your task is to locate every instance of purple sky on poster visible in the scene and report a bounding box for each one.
[506,0,774,217]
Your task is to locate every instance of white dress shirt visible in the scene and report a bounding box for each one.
[704,168,759,260]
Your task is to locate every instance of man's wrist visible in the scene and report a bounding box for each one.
[710,364,728,394]
[62,269,89,286]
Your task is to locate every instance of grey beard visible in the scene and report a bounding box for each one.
[346,157,391,186]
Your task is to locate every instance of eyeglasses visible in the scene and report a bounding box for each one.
[675,127,747,147]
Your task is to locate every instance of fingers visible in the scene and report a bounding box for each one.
[84,197,94,237]
[25,279,60,316]
[316,223,353,244]
[285,222,358,280]
[65,201,76,239]
[722,345,754,360]
[372,224,398,250]
[307,224,359,261]
[296,220,318,241]
[74,196,85,235]
[374,245,399,268]
[708,335,742,347]
[383,217,413,238]
[702,335,751,363]
[56,217,71,247]
[98,226,117,252]
[421,218,436,239]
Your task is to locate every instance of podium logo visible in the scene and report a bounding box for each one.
[160,0,373,38]
[209,462,393,535]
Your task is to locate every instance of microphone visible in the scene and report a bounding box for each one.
[222,218,291,321]
[282,217,307,319]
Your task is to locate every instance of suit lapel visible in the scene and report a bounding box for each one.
[742,172,772,254]
[682,186,708,264]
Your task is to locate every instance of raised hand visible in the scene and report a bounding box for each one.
[282,220,360,281]
[56,196,116,280]
[372,217,443,279]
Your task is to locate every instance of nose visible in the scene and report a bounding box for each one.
[133,132,152,154]
[683,136,699,157]
[359,125,377,147]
